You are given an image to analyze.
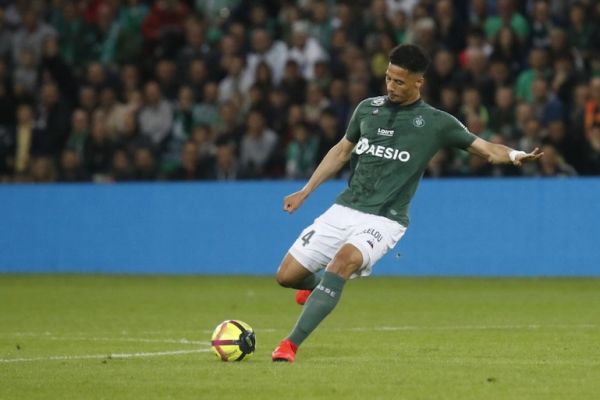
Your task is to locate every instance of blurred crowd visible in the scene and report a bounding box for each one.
[0,0,599,184]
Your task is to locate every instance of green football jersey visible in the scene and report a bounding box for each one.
[335,96,477,227]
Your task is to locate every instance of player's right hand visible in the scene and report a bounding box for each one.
[283,190,308,214]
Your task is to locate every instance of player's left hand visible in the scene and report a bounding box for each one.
[513,147,543,166]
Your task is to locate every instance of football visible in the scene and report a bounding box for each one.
[210,320,256,361]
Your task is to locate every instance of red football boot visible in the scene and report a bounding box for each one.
[295,289,312,305]
[272,339,298,363]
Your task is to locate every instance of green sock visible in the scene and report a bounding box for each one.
[288,271,346,346]
[293,270,324,290]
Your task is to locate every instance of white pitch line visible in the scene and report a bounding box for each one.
[348,324,599,332]
[43,336,209,345]
[0,349,211,364]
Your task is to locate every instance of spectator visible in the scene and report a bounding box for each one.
[214,100,242,140]
[567,3,594,62]
[484,0,529,42]
[116,110,152,157]
[460,86,489,126]
[245,28,288,85]
[169,140,203,181]
[161,85,195,172]
[538,142,577,177]
[516,47,550,102]
[29,156,56,183]
[49,0,93,68]
[78,86,98,119]
[39,36,77,105]
[187,58,210,100]
[57,148,87,182]
[90,3,120,65]
[434,0,465,52]
[142,0,189,59]
[303,83,330,125]
[120,64,141,97]
[489,86,517,142]
[190,125,216,163]
[280,59,307,105]
[327,78,350,132]
[176,18,208,73]
[115,0,148,65]
[85,62,108,92]
[84,116,113,178]
[490,26,524,78]
[316,109,342,163]
[193,81,219,128]
[530,0,555,49]
[65,109,89,160]
[551,53,579,107]
[110,147,134,182]
[548,28,579,68]
[545,119,579,168]
[426,49,460,106]
[584,77,600,140]
[218,55,248,103]
[581,124,600,175]
[0,7,12,62]
[529,77,564,125]
[519,118,543,177]
[286,123,319,179]
[138,81,173,147]
[10,104,43,177]
[287,20,328,80]
[253,61,275,97]
[203,138,239,180]
[132,146,158,181]
[459,47,489,92]
[95,86,127,139]
[239,110,277,179]
[13,48,37,94]
[155,58,179,101]
[411,17,439,57]
[439,84,461,116]
[37,81,71,157]
[12,7,57,64]
[308,0,334,50]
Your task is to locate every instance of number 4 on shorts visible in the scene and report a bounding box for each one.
[301,230,315,247]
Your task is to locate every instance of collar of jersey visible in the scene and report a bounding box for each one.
[385,97,423,109]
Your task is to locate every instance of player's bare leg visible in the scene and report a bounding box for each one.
[275,253,323,304]
[273,244,363,362]
[275,253,313,288]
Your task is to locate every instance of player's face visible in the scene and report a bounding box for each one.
[385,63,424,105]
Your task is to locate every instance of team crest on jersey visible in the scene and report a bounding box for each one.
[370,97,386,106]
[413,115,425,127]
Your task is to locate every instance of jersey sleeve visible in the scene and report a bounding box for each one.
[438,112,477,149]
[344,101,365,143]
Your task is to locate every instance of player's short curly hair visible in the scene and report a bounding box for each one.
[389,44,430,74]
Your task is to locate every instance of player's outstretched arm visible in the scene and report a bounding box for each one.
[283,137,355,213]
[467,138,543,166]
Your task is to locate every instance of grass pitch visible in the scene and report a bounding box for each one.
[1,275,599,400]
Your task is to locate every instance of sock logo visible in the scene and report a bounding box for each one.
[316,284,337,298]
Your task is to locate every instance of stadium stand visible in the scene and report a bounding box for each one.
[0,0,599,183]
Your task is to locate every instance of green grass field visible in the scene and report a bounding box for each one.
[1,275,599,400]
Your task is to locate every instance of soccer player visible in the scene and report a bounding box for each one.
[271,44,542,362]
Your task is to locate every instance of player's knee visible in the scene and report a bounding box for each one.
[327,246,363,279]
[275,270,295,288]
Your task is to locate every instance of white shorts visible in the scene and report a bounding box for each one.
[289,204,407,278]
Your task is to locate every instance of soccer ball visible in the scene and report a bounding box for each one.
[210,320,256,361]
